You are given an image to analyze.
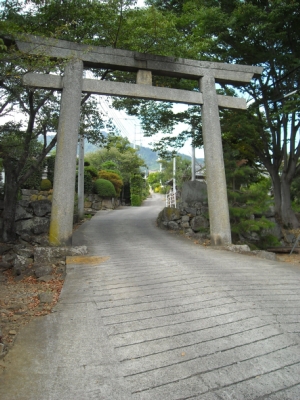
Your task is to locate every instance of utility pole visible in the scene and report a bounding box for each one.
[78,134,85,220]
[191,146,196,181]
[173,156,176,193]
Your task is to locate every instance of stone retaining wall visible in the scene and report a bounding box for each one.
[0,242,88,279]
[158,179,285,247]
[21,189,53,202]
[157,181,210,240]
[157,201,210,241]
[84,193,120,214]
[0,189,120,242]
[157,200,284,245]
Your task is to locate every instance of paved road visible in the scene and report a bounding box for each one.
[1,194,300,399]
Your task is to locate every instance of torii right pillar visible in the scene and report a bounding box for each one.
[200,74,231,246]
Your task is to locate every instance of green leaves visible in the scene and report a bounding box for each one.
[121,6,182,55]
[155,155,192,190]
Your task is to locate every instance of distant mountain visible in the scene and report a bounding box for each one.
[84,140,100,154]
[136,146,160,170]
[136,145,204,171]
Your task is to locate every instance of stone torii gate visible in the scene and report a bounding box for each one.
[16,35,263,247]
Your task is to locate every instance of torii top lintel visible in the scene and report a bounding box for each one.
[17,35,262,85]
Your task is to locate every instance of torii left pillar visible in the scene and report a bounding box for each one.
[49,59,83,245]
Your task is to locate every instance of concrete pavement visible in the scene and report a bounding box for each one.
[1,194,300,399]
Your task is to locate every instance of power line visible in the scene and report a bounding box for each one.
[97,96,143,147]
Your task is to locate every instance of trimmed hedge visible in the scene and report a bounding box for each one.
[94,179,116,197]
[84,166,98,179]
[130,174,144,206]
[40,179,52,191]
[98,170,123,196]
[131,193,142,206]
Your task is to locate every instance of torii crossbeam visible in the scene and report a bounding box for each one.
[17,35,263,246]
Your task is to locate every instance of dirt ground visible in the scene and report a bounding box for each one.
[0,264,64,363]
[275,252,300,265]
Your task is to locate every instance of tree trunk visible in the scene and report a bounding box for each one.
[281,174,299,228]
[267,164,299,228]
[270,172,282,219]
[2,160,20,242]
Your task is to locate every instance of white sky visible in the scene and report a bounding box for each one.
[136,0,146,7]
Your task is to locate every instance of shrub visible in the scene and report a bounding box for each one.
[131,194,142,206]
[94,179,116,197]
[130,174,145,206]
[259,234,281,250]
[98,170,123,196]
[142,184,150,199]
[100,168,122,178]
[84,166,98,179]
[40,179,52,191]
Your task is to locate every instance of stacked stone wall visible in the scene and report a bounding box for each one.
[157,181,210,240]
[0,189,120,242]
[158,178,285,247]
[157,201,210,241]
[84,193,120,214]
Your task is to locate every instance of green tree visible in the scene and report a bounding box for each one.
[158,155,192,191]
[291,173,300,208]
[86,135,146,186]
[147,171,162,191]
[119,5,182,55]
[146,0,184,15]
[130,173,144,206]
[0,120,58,242]
[180,0,300,227]
[223,142,276,246]
[229,177,277,249]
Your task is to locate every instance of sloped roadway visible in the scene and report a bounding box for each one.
[1,193,300,399]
